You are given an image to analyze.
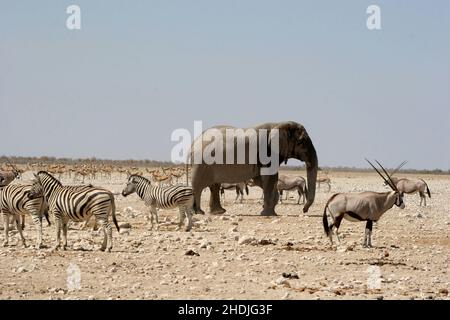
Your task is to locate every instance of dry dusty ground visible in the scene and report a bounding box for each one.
[0,171,449,300]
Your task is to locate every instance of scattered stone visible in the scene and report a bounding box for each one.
[238,236,256,245]
[282,272,299,279]
[438,288,448,295]
[275,277,290,287]
[185,249,200,256]
[258,239,276,246]
[119,223,131,229]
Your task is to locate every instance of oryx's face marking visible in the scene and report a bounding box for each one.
[122,177,138,197]
[395,192,405,209]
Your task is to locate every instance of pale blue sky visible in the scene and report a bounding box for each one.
[1,1,449,169]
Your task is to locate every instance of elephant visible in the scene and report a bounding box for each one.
[189,121,318,216]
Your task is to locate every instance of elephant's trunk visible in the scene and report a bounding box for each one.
[303,147,318,213]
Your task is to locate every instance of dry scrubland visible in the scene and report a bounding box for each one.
[0,171,449,300]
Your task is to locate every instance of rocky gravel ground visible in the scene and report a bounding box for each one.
[0,171,448,300]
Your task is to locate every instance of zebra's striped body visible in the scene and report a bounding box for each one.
[28,171,119,252]
[122,174,194,231]
[0,184,46,248]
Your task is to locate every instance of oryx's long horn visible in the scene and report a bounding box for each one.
[375,160,398,192]
[365,159,395,190]
[390,160,408,177]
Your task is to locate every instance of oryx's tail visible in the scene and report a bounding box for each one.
[420,179,431,198]
[245,184,249,195]
[323,193,339,237]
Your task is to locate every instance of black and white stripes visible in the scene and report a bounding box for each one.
[28,171,119,252]
[1,184,46,248]
[122,174,194,231]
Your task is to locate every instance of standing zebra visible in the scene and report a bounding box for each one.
[122,174,194,231]
[27,171,119,252]
[1,184,47,248]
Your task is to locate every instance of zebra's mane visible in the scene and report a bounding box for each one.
[129,174,152,185]
[37,171,63,187]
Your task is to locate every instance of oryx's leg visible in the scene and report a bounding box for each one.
[327,183,331,192]
[333,214,344,244]
[279,190,283,204]
[234,189,239,204]
[363,220,373,248]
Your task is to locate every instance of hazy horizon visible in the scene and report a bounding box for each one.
[2,1,449,170]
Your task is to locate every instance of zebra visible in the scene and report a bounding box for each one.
[27,171,119,252]
[1,184,47,248]
[121,174,194,231]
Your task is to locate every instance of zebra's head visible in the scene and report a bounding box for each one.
[122,175,139,197]
[27,174,44,200]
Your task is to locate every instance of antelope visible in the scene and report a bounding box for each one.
[323,160,405,248]
[220,182,249,204]
[0,160,21,186]
[277,175,307,205]
[317,176,331,192]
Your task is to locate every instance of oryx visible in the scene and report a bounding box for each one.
[277,175,307,205]
[382,162,431,206]
[220,182,249,204]
[0,160,21,187]
[323,160,405,248]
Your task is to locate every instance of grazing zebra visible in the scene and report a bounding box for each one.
[27,171,119,252]
[0,184,47,248]
[122,174,194,231]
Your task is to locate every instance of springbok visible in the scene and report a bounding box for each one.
[277,175,307,205]
[323,160,405,248]
[317,176,331,192]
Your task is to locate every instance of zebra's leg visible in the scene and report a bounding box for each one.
[151,206,159,230]
[53,214,62,251]
[14,215,26,248]
[3,213,9,247]
[176,207,186,231]
[185,207,193,232]
[62,217,69,250]
[31,213,43,249]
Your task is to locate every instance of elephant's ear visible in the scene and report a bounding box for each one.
[269,123,290,164]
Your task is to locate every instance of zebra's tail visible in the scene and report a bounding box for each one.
[110,193,120,232]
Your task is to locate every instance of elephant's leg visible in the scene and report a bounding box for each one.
[260,175,279,216]
[192,182,205,215]
[209,184,226,215]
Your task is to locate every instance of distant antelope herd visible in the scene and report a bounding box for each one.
[0,156,435,250]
